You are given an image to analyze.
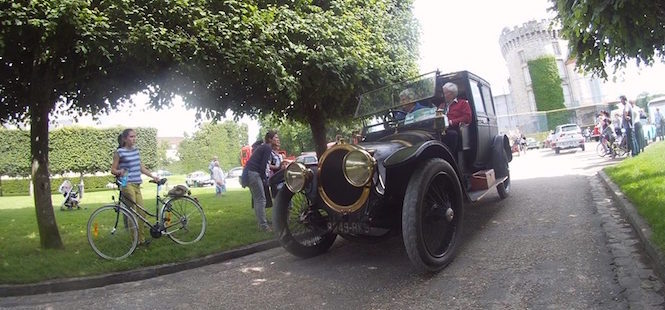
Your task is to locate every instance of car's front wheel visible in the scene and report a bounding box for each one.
[273,188,336,258]
[402,158,464,273]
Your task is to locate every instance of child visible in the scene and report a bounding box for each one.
[111,128,160,246]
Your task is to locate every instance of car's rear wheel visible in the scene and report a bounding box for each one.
[581,144,585,151]
[273,188,336,258]
[402,158,464,273]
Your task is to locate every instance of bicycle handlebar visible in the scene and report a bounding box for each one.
[149,178,168,186]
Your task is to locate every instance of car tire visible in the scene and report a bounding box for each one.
[402,158,464,273]
[581,144,585,151]
[273,188,336,258]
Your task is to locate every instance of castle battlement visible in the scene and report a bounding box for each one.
[499,19,560,58]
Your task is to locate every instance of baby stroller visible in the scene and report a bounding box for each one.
[58,179,81,211]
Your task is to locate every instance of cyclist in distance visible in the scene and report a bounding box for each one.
[111,128,160,246]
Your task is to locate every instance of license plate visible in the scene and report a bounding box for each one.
[328,222,370,234]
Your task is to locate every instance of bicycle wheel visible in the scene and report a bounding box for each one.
[162,196,206,244]
[87,205,138,260]
[596,142,607,157]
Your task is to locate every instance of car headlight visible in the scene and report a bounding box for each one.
[285,162,311,192]
[343,149,376,187]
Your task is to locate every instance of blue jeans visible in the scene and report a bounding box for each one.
[247,171,268,229]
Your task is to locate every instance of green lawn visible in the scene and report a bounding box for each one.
[605,141,665,251]
[0,179,274,284]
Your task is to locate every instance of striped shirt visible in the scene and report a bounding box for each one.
[117,147,142,184]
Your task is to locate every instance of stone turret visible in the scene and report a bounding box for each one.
[498,19,602,115]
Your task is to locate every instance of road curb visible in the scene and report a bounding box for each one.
[598,170,665,282]
[0,239,280,297]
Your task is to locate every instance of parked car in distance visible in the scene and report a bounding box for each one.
[550,124,585,154]
[155,169,172,177]
[525,137,540,150]
[226,167,243,179]
[295,153,318,166]
[185,171,214,187]
[543,131,555,148]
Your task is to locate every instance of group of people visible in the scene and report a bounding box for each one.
[598,95,653,157]
[241,130,283,232]
[398,82,472,156]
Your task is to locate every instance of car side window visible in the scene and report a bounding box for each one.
[480,85,495,116]
[469,79,485,115]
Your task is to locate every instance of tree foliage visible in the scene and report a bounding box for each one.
[0,0,419,248]
[551,0,665,78]
[260,114,362,156]
[177,121,248,173]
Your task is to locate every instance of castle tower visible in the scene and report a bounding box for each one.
[499,19,602,115]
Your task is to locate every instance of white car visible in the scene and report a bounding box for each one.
[185,170,215,187]
[295,153,318,166]
[550,124,585,154]
[226,167,243,178]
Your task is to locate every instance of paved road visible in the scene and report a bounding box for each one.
[2,143,664,309]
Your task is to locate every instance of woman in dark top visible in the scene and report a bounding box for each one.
[242,130,278,232]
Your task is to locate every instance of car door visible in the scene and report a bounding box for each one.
[469,79,491,166]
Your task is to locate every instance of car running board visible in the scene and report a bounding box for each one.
[467,176,509,202]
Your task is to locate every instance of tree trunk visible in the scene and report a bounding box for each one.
[307,104,328,158]
[31,99,63,249]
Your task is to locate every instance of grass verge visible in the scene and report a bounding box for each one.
[605,141,665,251]
[0,183,273,284]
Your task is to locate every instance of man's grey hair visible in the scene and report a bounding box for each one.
[399,88,415,100]
[442,82,458,96]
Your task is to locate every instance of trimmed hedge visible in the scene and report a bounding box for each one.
[0,175,115,196]
[0,126,157,177]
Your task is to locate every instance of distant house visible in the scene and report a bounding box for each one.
[157,137,184,161]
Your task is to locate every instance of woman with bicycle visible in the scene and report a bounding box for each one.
[111,128,160,246]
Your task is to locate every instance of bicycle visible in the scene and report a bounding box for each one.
[596,135,628,158]
[87,178,206,260]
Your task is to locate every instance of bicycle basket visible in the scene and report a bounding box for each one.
[168,185,191,197]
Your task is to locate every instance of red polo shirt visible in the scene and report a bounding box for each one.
[440,98,472,127]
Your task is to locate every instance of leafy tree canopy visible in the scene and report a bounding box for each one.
[177,121,248,173]
[551,0,665,78]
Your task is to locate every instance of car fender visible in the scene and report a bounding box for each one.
[383,140,464,188]
[494,134,512,163]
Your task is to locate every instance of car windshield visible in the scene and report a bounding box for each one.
[355,71,437,118]
[561,125,580,132]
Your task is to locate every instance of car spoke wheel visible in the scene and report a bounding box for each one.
[274,188,336,258]
[402,158,464,273]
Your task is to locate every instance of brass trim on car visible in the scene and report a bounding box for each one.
[317,143,372,214]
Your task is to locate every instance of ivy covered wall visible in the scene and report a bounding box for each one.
[528,56,572,129]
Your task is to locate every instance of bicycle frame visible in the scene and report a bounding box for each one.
[113,181,168,230]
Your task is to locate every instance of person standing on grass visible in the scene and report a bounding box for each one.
[111,128,160,246]
[212,160,226,197]
[208,156,218,180]
[656,108,665,141]
[242,130,278,232]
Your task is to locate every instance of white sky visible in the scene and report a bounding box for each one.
[56,0,665,140]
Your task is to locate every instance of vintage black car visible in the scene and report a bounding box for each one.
[273,71,513,273]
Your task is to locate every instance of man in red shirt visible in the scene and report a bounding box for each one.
[439,82,472,156]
